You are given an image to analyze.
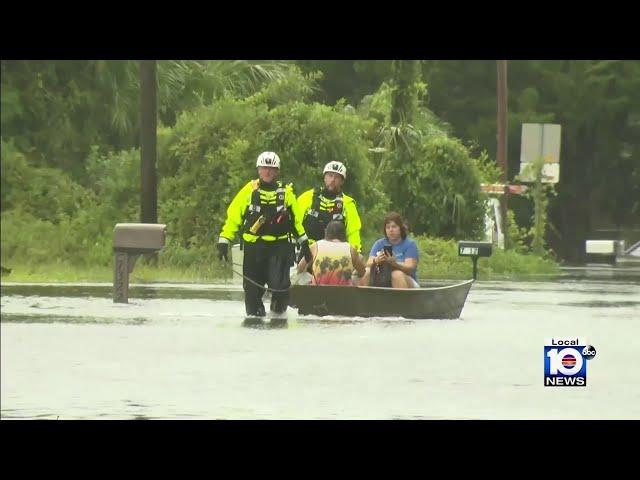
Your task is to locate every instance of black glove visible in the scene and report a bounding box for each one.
[300,240,312,264]
[217,242,229,262]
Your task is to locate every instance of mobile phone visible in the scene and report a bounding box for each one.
[383,245,393,256]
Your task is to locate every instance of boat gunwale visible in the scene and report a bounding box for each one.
[292,279,474,292]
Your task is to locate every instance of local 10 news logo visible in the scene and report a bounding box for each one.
[544,338,596,386]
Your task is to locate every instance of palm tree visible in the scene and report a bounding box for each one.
[94,60,297,134]
[156,60,295,125]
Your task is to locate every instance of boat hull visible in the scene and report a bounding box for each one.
[289,280,474,319]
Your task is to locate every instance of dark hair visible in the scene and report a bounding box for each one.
[382,212,407,239]
[325,220,347,242]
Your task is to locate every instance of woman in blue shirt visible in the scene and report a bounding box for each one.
[363,212,420,288]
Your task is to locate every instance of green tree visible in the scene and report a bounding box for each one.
[296,60,392,105]
[0,60,300,182]
[422,60,640,261]
[357,72,486,239]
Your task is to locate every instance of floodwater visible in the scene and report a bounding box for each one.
[1,273,639,419]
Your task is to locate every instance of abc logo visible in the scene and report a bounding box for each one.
[582,345,597,360]
[547,347,584,375]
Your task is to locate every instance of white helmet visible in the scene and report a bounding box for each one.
[323,161,347,179]
[256,151,280,169]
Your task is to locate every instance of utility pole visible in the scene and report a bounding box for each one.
[497,60,509,247]
[140,60,157,225]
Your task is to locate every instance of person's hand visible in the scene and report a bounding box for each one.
[217,242,229,262]
[300,240,312,264]
[375,251,388,265]
[385,252,398,267]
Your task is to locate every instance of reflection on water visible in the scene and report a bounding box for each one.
[558,301,640,308]
[1,313,149,325]
[2,277,639,419]
[242,317,288,329]
[1,283,245,301]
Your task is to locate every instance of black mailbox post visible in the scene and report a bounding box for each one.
[113,223,166,303]
[458,241,492,280]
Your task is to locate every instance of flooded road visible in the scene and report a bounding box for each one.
[2,277,639,419]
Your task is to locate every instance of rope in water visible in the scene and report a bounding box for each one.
[226,262,296,293]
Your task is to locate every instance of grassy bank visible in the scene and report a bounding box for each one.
[1,236,560,283]
[415,236,560,280]
[0,259,233,284]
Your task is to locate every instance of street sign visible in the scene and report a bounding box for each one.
[519,123,561,183]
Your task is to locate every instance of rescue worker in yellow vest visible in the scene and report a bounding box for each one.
[217,152,312,318]
[297,161,362,254]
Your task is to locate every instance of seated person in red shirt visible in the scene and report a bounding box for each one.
[297,221,366,286]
